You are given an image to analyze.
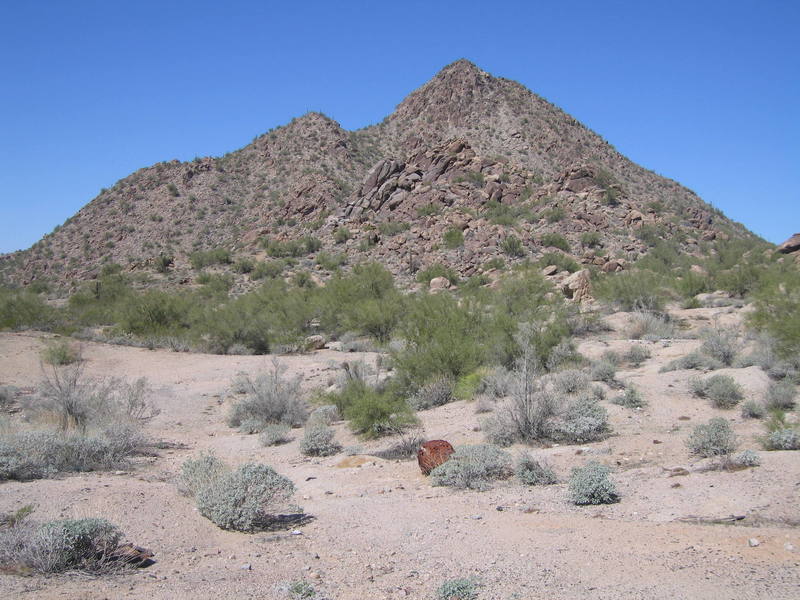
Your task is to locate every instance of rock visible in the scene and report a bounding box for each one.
[624,210,646,228]
[429,276,450,291]
[417,440,455,475]
[305,335,326,350]
[561,269,592,303]
[748,538,760,547]
[325,341,344,352]
[110,543,156,567]
[542,264,558,276]
[241,563,252,571]
[777,233,800,254]
[690,264,707,276]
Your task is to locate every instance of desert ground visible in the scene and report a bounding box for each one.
[1,303,798,600]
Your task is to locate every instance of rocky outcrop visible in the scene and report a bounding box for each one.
[417,440,455,475]
[777,233,800,254]
[561,269,592,303]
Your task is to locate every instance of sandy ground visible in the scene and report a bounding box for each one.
[1,304,799,599]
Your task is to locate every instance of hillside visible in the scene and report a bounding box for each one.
[0,60,755,292]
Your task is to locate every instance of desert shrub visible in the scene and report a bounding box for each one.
[763,428,800,451]
[539,252,580,273]
[453,370,485,401]
[237,418,265,434]
[435,577,480,600]
[299,424,340,457]
[687,418,737,458]
[482,366,514,398]
[540,232,570,252]
[660,351,722,373]
[551,396,609,443]
[333,227,351,244]
[689,374,743,409]
[595,270,669,312]
[568,462,619,505]
[626,310,676,340]
[0,426,146,481]
[189,247,231,269]
[700,328,741,367]
[550,369,589,395]
[259,424,292,447]
[315,251,347,271]
[443,228,465,249]
[624,344,651,366]
[515,452,557,486]
[733,449,761,467]
[0,516,124,574]
[343,384,417,439]
[429,444,512,490]
[749,270,800,357]
[500,235,525,257]
[250,260,285,280]
[41,339,79,365]
[590,361,617,384]
[32,365,156,433]
[180,451,229,497]
[0,385,15,411]
[416,263,460,286]
[612,386,646,409]
[741,400,766,419]
[288,579,317,599]
[232,258,254,274]
[308,405,339,426]
[765,380,797,411]
[409,377,453,410]
[226,361,306,430]
[187,460,296,531]
[581,232,602,248]
[483,373,556,446]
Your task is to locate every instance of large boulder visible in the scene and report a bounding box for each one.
[777,233,800,254]
[418,440,455,475]
[561,269,592,303]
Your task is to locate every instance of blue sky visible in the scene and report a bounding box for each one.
[1,1,798,253]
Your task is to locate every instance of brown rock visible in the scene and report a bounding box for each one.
[561,269,592,303]
[429,276,450,291]
[418,440,455,475]
[542,264,558,276]
[777,233,800,254]
[304,335,326,350]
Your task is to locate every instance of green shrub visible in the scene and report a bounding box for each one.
[544,206,565,223]
[435,577,480,600]
[550,369,589,395]
[568,462,619,505]
[308,405,339,426]
[416,263,459,286]
[763,428,800,451]
[154,254,173,273]
[259,424,292,447]
[551,396,609,443]
[580,232,602,248]
[333,227,351,244]
[500,235,525,257]
[612,386,646,409]
[299,424,340,456]
[233,258,255,274]
[660,351,721,372]
[288,580,317,599]
[687,418,737,458]
[453,370,485,401]
[315,252,347,271]
[749,270,800,357]
[0,287,56,331]
[226,362,306,430]
[180,451,228,497]
[515,452,557,486]
[733,449,761,467]
[429,444,512,490]
[624,344,651,366]
[416,203,440,217]
[540,232,570,252]
[191,461,296,531]
[540,252,580,273]
[41,339,79,365]
[443,228,465,249]
[378,222,410,236]
[343,383,417,439]
[595,271,668,312]
[251,260,286,280]
[189,247,231,269]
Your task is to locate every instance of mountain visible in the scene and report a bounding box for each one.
[0,59,754,292]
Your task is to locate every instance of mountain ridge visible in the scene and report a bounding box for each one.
[0,59,755,292]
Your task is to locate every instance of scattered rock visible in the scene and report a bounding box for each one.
[429,276,450,291]
[748,538,760,547]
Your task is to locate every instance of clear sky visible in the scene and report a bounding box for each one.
[1,1,798,253]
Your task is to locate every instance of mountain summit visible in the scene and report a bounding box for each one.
[0,60,752,291]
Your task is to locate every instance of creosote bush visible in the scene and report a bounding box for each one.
[765,380,796,411]
[259,424,292,447]
[41,339,80,365]
[612,386,646,409]
[181,454,296,532]
[409,377,453,410]
[688,374,743,409]
[590,361,617,385]
[429,444,512,490]
[687,418,737,458]
[568,462,619,505]
[661,351,722,373]
[515,452,557,486]
[436,577,480,600]
[740,400,766,419]
[626,310,675,340]
[624,344,651,367]
[700,327,741,367]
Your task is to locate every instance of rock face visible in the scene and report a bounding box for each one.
[777,233,800,254]
[561,269,592,303]
[417,440,455,475]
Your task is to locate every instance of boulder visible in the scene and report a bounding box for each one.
[418,440,455,475]
[777,233,800,254]
[304,335,326,350]
[561,269,592,303]
[542,264,558,276]
[429,276,450,291]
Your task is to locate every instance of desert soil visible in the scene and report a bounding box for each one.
[1,304,798,599]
